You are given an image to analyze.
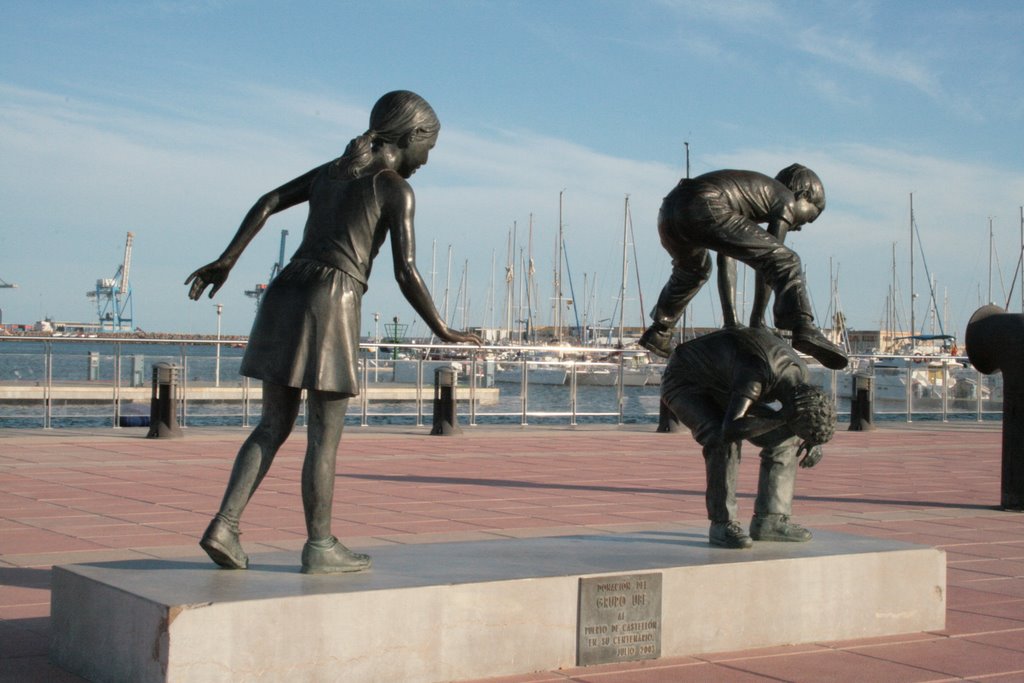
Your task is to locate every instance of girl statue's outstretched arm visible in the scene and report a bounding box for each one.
[379,170,481,345]
[185,166,320,300]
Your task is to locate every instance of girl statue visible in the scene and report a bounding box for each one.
[186,91,481,573]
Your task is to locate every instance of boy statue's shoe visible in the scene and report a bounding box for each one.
[750,514,812,542]
[709,520,753,549]
[200,516,248,569]
[639,325,674,358]
[301,537,372,574]
[791,325,849,370]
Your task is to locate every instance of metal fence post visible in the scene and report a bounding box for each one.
[113,343,122,429]
[569,361,578,426]
[360,359,369,427]
[469,356,478,426]
[43,341,52,429]
[520,357,529,426]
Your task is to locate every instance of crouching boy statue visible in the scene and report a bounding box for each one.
[661,326,837,549]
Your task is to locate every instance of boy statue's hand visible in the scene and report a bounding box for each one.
[797,442,823,468]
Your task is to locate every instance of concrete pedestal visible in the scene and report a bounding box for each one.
[51,529,945,683]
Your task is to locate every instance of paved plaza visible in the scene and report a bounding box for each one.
[1,421,1022,682]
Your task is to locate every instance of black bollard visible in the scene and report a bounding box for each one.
[147,362,183,439]
[848,371,875,431]
[430,366,462,436]
[965,305,1024,511]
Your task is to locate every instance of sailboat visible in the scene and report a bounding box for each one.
[576,195,656,387]
[807,194,983,411]
[495,211,570,385]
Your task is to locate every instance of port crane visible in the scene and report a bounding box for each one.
[245,229,289,308]
[0,277,16,326]
[86,231,135,332]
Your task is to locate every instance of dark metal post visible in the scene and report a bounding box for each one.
[147,362,183,439]
[966,305,1024,511]
[431,366,462,436]
[848,372,875,431]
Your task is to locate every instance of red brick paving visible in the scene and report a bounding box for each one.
[1,422,1022,682]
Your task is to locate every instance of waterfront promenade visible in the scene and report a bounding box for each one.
[2,422,1022,682]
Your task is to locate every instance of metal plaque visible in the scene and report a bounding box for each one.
[577,572,662,666]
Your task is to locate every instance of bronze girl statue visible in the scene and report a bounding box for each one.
[187,91,480,573]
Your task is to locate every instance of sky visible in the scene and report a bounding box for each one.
[2,0,1023,340]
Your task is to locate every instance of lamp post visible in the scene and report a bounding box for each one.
[214,304,223,388]
[373,312,380,382]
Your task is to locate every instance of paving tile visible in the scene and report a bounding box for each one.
[854,636,1024,678]
[696,642,830,662]
[939,609,1024,637]
[0,583,49,611]
[946,584,1023,609]
[948,557,1024,580]
[722,648,952,682]
[943,542,1024,560]
[0,603,50,620]
[961,628,1024,652]
[458,672,568,683]
[952,598,1024,622]
[820,631,944,650]
[567,661,766,682]
[969,674,1024,683]
[1,529,105,555]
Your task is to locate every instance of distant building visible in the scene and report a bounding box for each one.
[846,329,956,355]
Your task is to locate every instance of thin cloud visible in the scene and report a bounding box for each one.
[795,27,943,99]
[804,73,872,111]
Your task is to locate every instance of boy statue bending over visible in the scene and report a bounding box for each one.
[661,326,837,548]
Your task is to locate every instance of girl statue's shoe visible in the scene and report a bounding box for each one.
[200,515,248,569]
[301,536,372,574]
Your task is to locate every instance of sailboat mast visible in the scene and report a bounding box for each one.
[556,191,565,342]
[910,193,916,339]
[627,201,646,329]
[488,249,495,331]
[891,242,897,350]
[460,259,469,330]
[989,217,994,304]
[430,240,437,307]
[504,225,514,341]
[442,244,453,325]
[527,214,535,342]
[619,195,630,346]
[518,245,526,343]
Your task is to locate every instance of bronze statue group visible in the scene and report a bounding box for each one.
[187,91,844,572]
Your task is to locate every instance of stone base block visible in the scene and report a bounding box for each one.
[50,529,945,682]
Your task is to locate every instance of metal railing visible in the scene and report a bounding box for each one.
[0,335,1004,429]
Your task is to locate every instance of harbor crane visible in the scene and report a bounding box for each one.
[0,277,16,326]
[245,229,289,308]
[86,231,135,332]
